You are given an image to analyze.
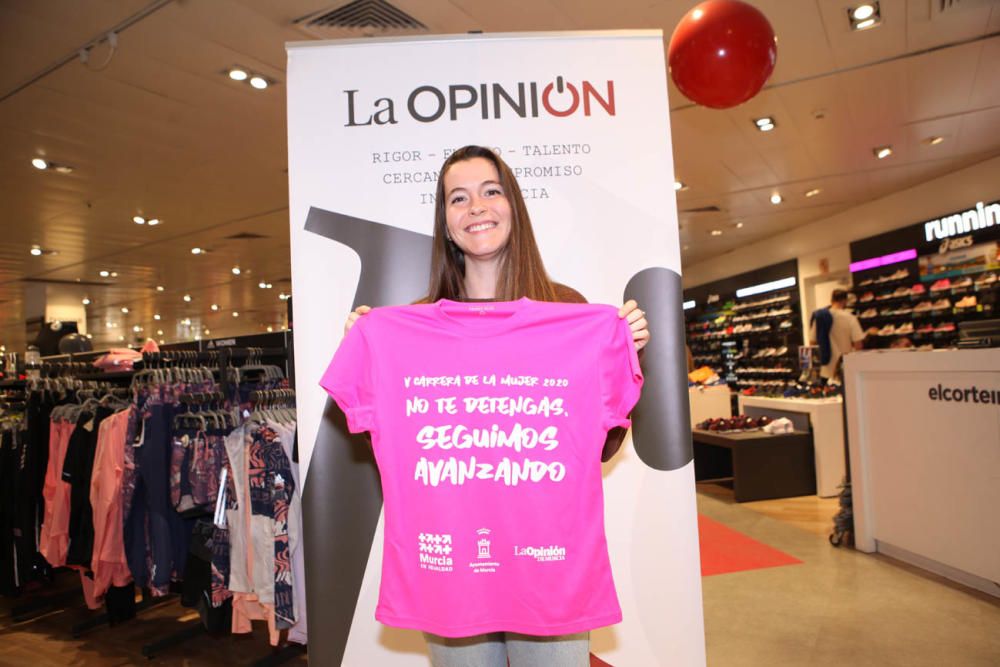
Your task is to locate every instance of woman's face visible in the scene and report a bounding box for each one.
[443,157,513,263]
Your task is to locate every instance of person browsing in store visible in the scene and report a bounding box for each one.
[809,288,864,381]
[341,145,650,667]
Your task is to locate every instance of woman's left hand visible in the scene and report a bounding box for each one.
[619,299,650,352]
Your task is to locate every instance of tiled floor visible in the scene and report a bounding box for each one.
[697,484,1000,667]
[2,488,997,666]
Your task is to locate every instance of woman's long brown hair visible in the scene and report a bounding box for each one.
[426,146,558,303]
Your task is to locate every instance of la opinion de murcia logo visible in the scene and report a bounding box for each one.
[344,76,616,127]
[923,201,1000,242]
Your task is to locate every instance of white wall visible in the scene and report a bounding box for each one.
[682,155,1000,289]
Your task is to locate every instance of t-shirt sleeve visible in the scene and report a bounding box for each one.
[319,322,377,434]
[598,314,644,431]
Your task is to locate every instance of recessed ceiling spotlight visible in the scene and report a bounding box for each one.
[710,230,723,236]
[925,136,944,146]
[120,306,129,313]
[249,76,268,90]
[99,270,110,277]
[204,328,211,335]
[53,164,74,174]
[159,339,164,344]
[118,335,125,342]
[183,294,192,302]
[805,188,822,198]
[132,325,142,333]
[31,158,48,170]
[86,334,92,339]
[133,216,145,225]
[191,247,203,255]
[211,303,220,311]
[153,313,161,320]
[147,218,160,226]
[82,298,91,305]
[674,181,687,191]
[106,321,114,329]
[231,266,241,275]
[735,222,744,229]
[110,271,118,278]
[232,311,239,318]
[30,245,43,256]
[874,145,893,159]
[278,293,290,300]
[228,67,248,81]
[258,281,272,289]
[157,329,164,336]
[753,117,775,132]
[770,193,783,205]
[181,318,192,326]
[848,2,881,30]
[156,285,165,292]
[266,326,274,332]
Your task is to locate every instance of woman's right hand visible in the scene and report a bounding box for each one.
[344,305,372,337]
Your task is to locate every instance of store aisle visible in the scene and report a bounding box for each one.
[698,489,1000,667]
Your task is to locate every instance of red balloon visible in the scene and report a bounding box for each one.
[668,0,777,109]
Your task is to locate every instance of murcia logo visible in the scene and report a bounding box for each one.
[476,528,492,560]
[344,76,616,127]
[418,532,453,572]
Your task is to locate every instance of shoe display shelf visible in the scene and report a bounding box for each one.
[685,288,803,390]
[853,269,998,349]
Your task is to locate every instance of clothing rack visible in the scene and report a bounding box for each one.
[5,333,303,663]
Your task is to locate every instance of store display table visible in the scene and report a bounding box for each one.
[737,395,845,497]
[692,429,816,502]
[688,384,732,427]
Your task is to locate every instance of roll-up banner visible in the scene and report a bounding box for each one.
[287,31,704,666]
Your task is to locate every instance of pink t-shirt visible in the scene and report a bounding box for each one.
[320,297,643,637]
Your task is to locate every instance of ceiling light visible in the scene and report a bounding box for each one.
[249,76,268,90]
[266,326,273,332]
[156,285,164,292]
[31,158,48,170]
[147,218,160,226]
[99,270,110,277]
[30,246,43,256]
[133,216,145,225]
[710,230,723,236]
[153,313,161,320]
[228,68,248,81]
[874,145,892,159]
[232,311,239,318]
[53,165,74,174]
[181,318,191,326]
[770,194,783,205]
[120,306,129,313]
[852,4,875,20]
[736,276,797,298]
[191,247,203,255]
[183,294,192,302]
[805,188,822,198]
[683,300,696,310]
[132,325,142,333]
[110,272,118,277]
[211,303,219,311]
[753,117,775,132]
[157,329,163,336]
[159,339,164,344]
[106,321,114,329]
[86,334,92,339]
[848,2,881,30]
[231,266,241,275]
[278,293,289,300]
[674,181,684,191]
[118,335,125,342]
[82,298,91,305]
[735,222,744,229]
[925,136,944,146]
[204,329,211,335]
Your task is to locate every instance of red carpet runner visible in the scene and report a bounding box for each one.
[698,514,802,576]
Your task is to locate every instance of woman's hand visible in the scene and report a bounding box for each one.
[618,299,650,352]
[344,305,372,337]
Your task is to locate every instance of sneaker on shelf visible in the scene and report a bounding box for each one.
[913,300,932,312]
[876,291,893,301]
[952,276,973,289]
[894,307,913,317]
[916,323,935,334]
[779,320,793,329]
[931,298,951,310]
[892,287,910,298]
[955,295,978,308]
[892,269,910,281]
[935,322,956,333]
[896,322,914,335]
[774,346,788,357]
[974,271,996,286]
[860,292,875,303]
[865,326,880,337]
[857,278,874,287]
[917,344,934,351]
[930,278,951,292]
[878,324,896,336]
[860,308,878,318]
[910,283,926,296]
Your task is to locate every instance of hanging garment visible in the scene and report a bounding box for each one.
[90,407,133,598]
[320,299,643,637]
